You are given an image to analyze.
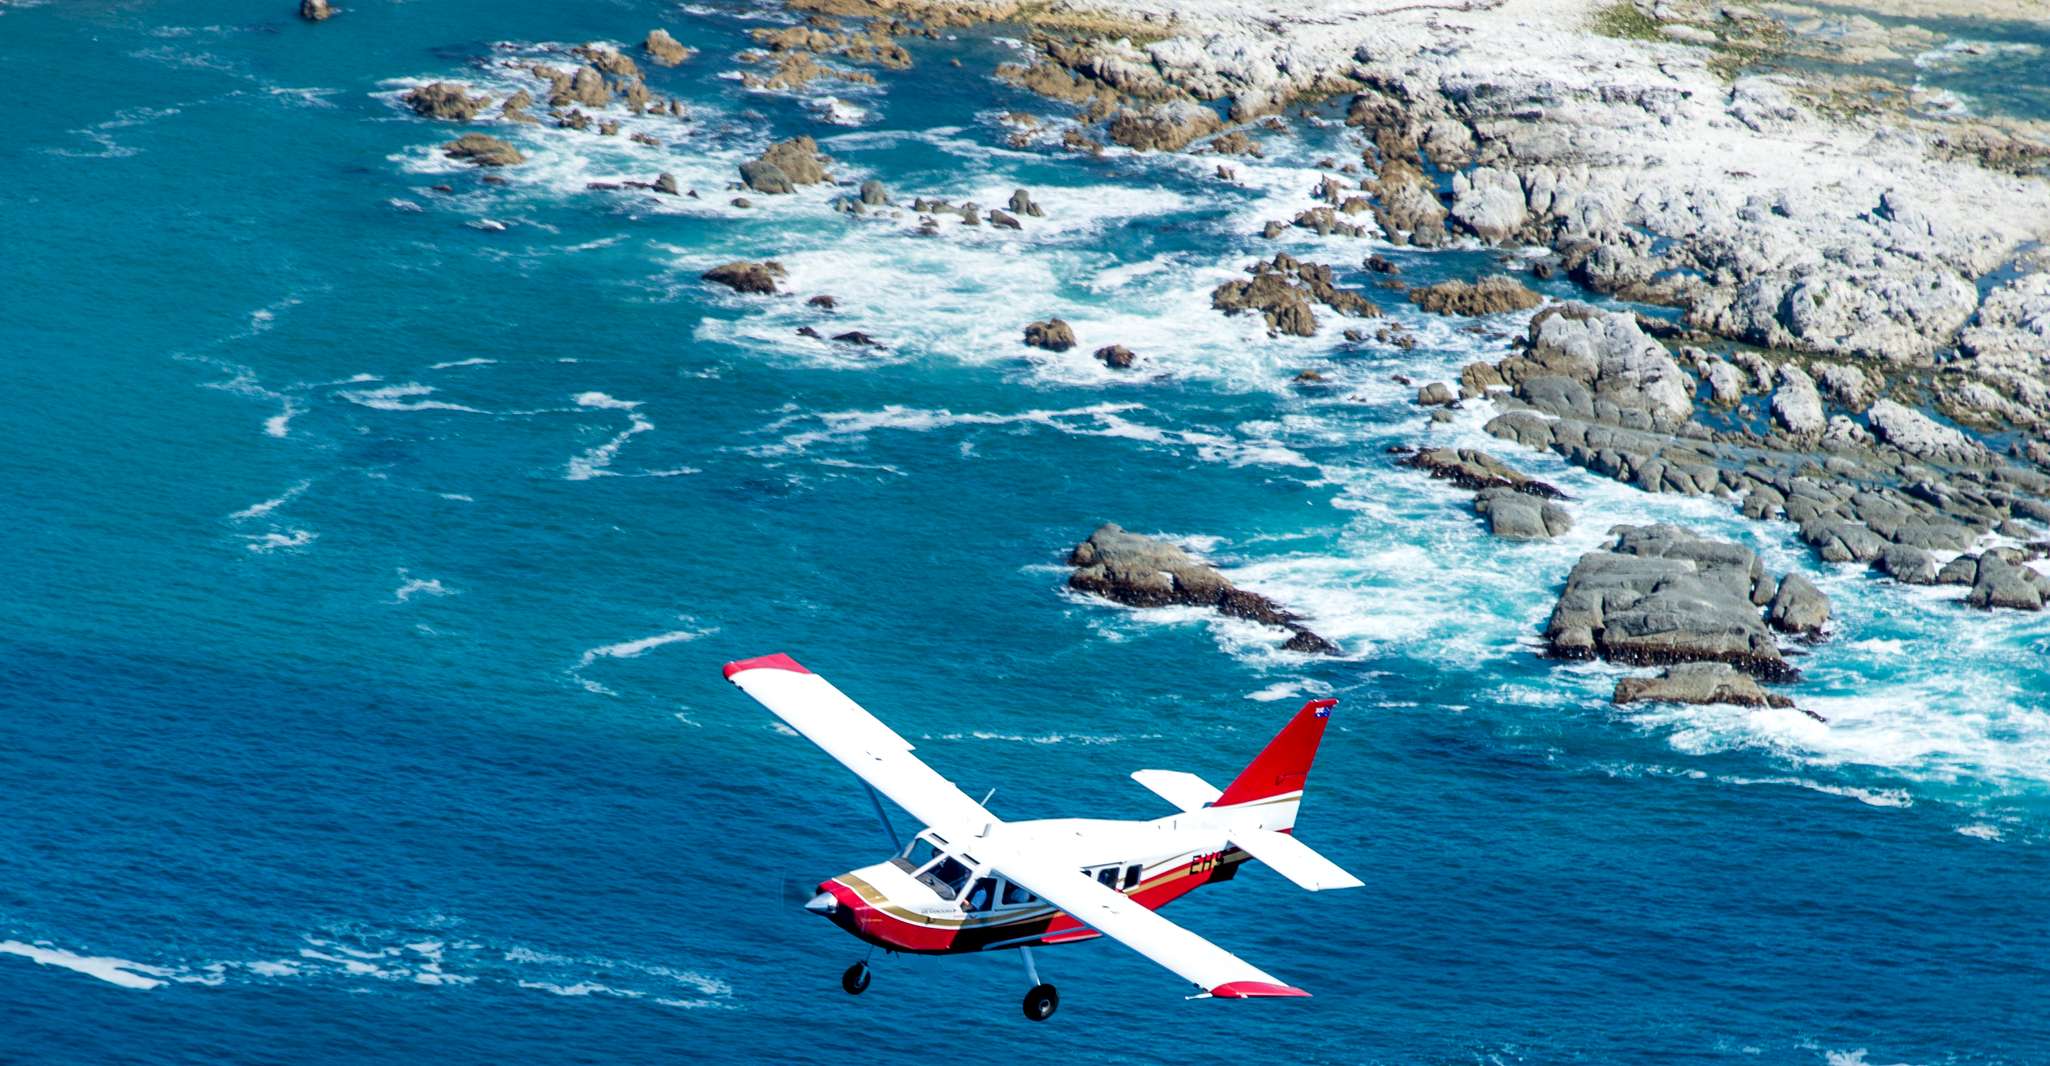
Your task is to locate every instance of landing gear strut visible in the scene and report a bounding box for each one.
[1019,946,1058,1022]
[841,960,871,995]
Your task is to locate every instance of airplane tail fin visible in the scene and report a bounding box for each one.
[1215,698,1336,809]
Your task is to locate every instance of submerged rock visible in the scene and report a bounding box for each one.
[440,133,524,167]
[1613,662,1796,710]
[1066,524,1338,655]
[701,260,785,295]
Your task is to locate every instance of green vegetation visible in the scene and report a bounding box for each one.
[1590,1,1664,42]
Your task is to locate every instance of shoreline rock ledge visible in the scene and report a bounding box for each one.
[1066,524,1338,655]
[1546,524,1828,683]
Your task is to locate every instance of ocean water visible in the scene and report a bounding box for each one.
[3,1,2048,1062]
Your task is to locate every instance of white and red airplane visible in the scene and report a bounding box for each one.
[723,652,1362,1021]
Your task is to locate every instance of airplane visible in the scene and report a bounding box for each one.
[723,652,1363,1021]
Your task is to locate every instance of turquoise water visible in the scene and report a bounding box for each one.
[4,1,2049,1062]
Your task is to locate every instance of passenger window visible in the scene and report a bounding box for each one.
[1096,867,1120,888]
[1001,880,1036,906]
[1123,864,1142,889]
[964,878,996,912]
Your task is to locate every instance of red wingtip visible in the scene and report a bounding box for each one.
[721,652,811,680]
[1210,981,1311,999]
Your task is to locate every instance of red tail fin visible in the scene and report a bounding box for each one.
[1216,699,1336,806]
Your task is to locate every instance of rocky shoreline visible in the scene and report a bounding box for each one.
[381,0,2050,714]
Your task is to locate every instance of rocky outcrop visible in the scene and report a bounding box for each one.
[740,136,830,194]
[1094,344,1136,369]
[1768,572,1831,637]
[1952,551,2050,611]
[1023,319,1076,351]
[299,0,336,21]
[1066,524,1338,654]
[1491,305,1696,431]
[1473,487,1572,540]
[701,260,785,295]
[1408,275,1541,317]
[1106,101,1222,152]
[440,133,524,166]
[1400,447,1564,498]
[1613,663,1797,710]
[1865,400,1984,465]
[1364,158,1445,247]
[1211,253,1378,337]
[643,28,693,66]
[1546,524,1807,681]
[406,82,491,121]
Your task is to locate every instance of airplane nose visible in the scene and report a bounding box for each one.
[805,891,839,917]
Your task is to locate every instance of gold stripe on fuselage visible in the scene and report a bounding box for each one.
[838,847,1251,930]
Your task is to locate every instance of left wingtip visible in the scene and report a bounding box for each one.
[722,652,811,680]
[1209,981,1311,999]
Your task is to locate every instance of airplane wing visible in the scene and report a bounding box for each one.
[722,653,999,839]
[981,843,1309,999]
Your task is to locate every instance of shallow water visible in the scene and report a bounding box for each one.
[3,1,2048,1062]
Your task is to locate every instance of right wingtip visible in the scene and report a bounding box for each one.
[1209,980,1311,999]
[722,652,811,680]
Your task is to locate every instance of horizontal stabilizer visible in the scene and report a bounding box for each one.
[1130,769,1221,812]
[1230,830,1363,892]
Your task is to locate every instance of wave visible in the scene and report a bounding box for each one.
[0,941,173,991]
[565,393,654,479]
[339,383,486,414]
[0,923,733,1007]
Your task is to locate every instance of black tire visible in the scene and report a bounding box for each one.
[1022,983,1059,1022]
[841,962,871,995]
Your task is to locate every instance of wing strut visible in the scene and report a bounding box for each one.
[863,783,902,852]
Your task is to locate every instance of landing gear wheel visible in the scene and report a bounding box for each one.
[841,961,871,996]
[1022,982,1059,1022]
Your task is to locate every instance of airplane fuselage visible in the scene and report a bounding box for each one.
[808,801,1294,955]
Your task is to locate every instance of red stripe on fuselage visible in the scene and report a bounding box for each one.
[819,850,1249,956]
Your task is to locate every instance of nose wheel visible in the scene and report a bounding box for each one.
[1022,982,1059,1021]
[841,961,871,995]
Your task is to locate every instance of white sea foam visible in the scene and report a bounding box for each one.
[565,393,655,479]
[391,570,455,604]
[230,481,309,521]
[339,383,485,413]
[244,529,316,554]
[573,626,710,694]
[0,941,173,990]
[430,357,497,369]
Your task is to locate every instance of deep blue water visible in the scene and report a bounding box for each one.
[4,1,2048,1063]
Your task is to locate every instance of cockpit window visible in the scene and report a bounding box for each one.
[916,855,975,900]
[1096,867,1120,888]
[891,832,945,873]
[963,878,996,913]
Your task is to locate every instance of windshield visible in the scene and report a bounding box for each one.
[915,855,975,900]
[891,832,944,872]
